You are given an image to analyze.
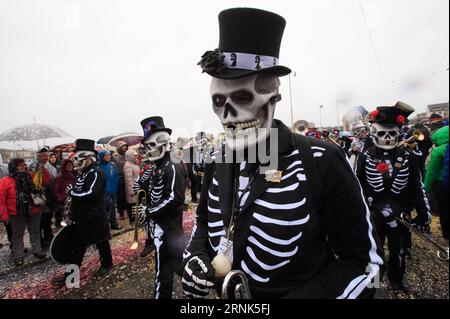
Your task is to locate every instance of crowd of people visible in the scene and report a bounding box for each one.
[0,7,449,300]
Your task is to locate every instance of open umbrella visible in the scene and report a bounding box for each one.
[97,135,116,145]
[0,123,71,142]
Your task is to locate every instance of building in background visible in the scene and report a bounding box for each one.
[0,148,36,164]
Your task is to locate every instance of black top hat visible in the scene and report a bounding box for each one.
[198,8,291,79]
[368,102,415,126]
[140,116,172,140]
[74,139,97,154]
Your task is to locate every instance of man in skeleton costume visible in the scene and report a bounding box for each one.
[356,103,431,292]
[182,8,384,299]
[53,139,113,285]
[136,117,185,299]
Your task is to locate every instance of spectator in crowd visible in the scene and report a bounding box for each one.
[429,113,445,133]
[52,159,76,227]
[425,126,449,240]
[123,149,139,223]
[49,153,61,172]
[115,141,129,221]
[30,148,56,248]
[0,154,8,179]
[0,158,46,266]
[98,150,121,230]
[0,154,12,249]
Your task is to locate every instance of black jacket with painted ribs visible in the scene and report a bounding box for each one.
[70,163,111,245]
[183,120,384,299]
[145,153,186,231]
[355,146,431,223]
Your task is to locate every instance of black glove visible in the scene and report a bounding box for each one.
[182,255,215,299]
[411,216,431,234]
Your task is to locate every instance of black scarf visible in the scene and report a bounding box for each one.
[8,159,34,218]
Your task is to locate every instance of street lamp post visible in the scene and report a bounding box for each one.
[336,100,341,129]
[288,72,296,127]
[319,105,323,129]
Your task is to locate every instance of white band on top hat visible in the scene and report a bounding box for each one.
[223,52,279,71]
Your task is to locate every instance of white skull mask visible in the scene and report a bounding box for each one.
[210,74,281,152]
[143,131,170,161]
[73,151,96,171]
[370,123,400,150]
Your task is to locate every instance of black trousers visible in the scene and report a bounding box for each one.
[40,208,54,243]
[152,223,184,299]
[5,222,12,244]
[116,181,127,217]
[372,210,406,284]
[70,240,113,268]
[188,167,201,201]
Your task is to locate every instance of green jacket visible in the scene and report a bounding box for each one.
[424,126,449,192]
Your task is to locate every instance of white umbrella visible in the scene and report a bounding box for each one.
[0,123,71,142]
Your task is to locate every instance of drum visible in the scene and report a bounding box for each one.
[49,224,76,265]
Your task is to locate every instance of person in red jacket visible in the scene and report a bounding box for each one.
[0,158,46,267]
[52,159,76,226]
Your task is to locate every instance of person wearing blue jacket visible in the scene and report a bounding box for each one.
[98,150,121,230]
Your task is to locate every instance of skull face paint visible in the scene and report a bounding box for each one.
[143,131,170,162]
[370,123,400,150]
[210,73,281,152]
[72,151,96,171]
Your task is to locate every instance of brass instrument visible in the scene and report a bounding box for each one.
[130,190,147,250]
[292,120,309,135]
[396,214,449,261]
[60,197,72,227]
[398,129,425,150]
[221,270,252,299]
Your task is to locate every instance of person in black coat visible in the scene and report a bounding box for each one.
[182,8,384,299]
[137,117,185,299]
[356,104,431,292]
[53,139,113,285]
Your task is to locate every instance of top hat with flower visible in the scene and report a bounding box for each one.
[368,101,415,127]
[140,116,172,141]
[198,8,291,79]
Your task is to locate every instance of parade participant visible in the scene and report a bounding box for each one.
[133,158,156,258]
[136,116,185,299]
[182,8,383,299]
[356,102,431,292]
[407,124,432,176]
[189,132,211,203]
[424,126,449,240]
[53,159,76,227]
[53,139,113,285]
[98,150,121,230]
[349,122,372,156]
[0,158,46,266]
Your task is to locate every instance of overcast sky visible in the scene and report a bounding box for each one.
[0,0,448,149]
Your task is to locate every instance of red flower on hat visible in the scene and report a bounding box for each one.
[376,162,389,174]
[396,115,406,125]
[369,110,380,121]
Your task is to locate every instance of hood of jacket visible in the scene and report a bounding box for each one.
[432,126,449,147]
[125,149,136,163]
[98,150,111,163]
